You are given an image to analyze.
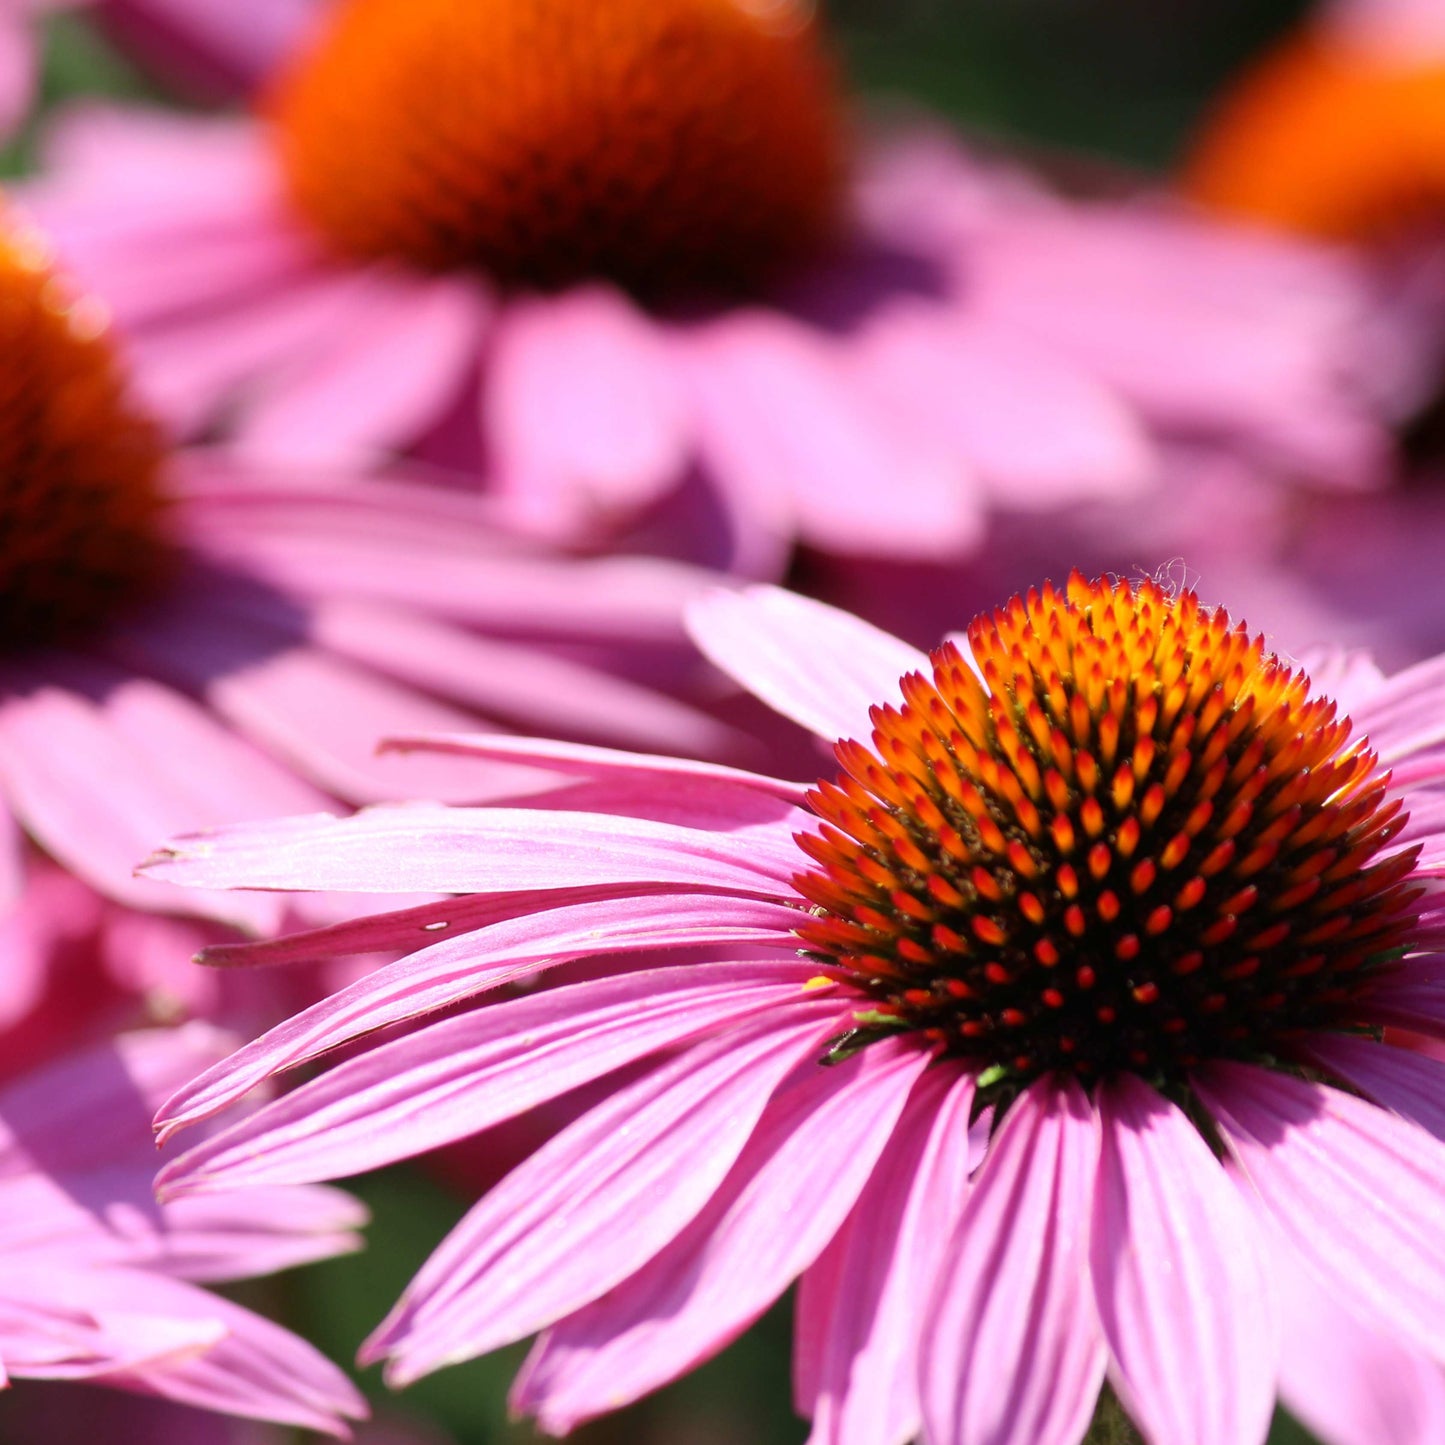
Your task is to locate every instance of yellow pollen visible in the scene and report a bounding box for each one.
[795,573,1421,1084]
[269,0,845,298]
[0,217,170,648]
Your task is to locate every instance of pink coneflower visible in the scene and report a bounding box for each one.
[0,1021,366,1434]
[0,210,724,934]
[17,0,1419,572]
[146,576,1445,1445]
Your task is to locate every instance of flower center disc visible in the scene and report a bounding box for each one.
[1187,31,1445,239]
[0,221,169,648]
[269,0,845,298]
[795,574,1420,1086]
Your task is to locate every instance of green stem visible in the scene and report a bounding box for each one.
[1081,1387,1146,1445]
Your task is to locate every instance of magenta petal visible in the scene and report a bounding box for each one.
[379,732,811,821]
[686,585,928,745]
[142,804,803,896]
[485,285,689,532]
[1298,1034,1445,1143]
[919,1077,1104,1445]
[368,1011,829,1379]
[1197,1061,1445,1362]
[1237,1183,1445,1445]
[156,960,829,1191]
[238,273,488,465]
[511,1042,932,1432]
[799,1062,977,1445]
[0,1264,366,1435]
[315,605,733,758]
[154,892,805,1139]
[1092,1077,1276,1445]
[193,880,707,968]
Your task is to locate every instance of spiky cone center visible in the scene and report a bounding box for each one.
[0,219,170,650]
[1187,27,1445,239]
[794,574,1421,1089]
[268,0,845,298]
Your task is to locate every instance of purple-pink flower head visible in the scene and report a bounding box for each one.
[146,577,1445,1445]
[794,575,1419,1087]
[0,206,725,929]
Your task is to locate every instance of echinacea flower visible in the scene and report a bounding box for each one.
[1186,0,1445,240]
[0,1021,367,1434]
[145,576,1445,1445]
[17,0,1421,574]
[0,209,725,936]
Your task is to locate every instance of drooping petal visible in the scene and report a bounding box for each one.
[0,1264,366,1436]
[368,1010,829,1379]
[154,892,807,1139]
[799,1061,977,1445]
[1197,1061,1445,1362]
[1298,1033,1445,1143]
[1092,1076,1276,1445]
[686,584,928,744]
[1240,1180,1445,1445]
[687,313,982,560]
[311,603,733,758]
[855,304,1155,509]
[485,286,690,533]
[0,672,286,929]
[919,1077,1104,1445]
[156,961,831,1190]
[142,803,804,897]
[237,272,489,466]
[378,731,811,822]
[511,1042,932,1433]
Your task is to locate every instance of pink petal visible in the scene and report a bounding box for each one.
[856,305,1155,508]
[485,286,689,534]
[1260,1192,1445,1445]
[1350,655,1445,787]
[686,584,928,744]
[193,880,704,968]
[920,1077,1105,1445]
[155,961,830,1191]
[799,1061,977,1445]
[142,804,804,897]
[687,313,982,558]
[368,1010,829,1381]
[179,473,708,642]
[1297,1033,1445,1144]
[379,732,810,823]
[236,272,489,466]
[0,669,288,929]
[511,1042,932,1432]
[0,1265,366,1434]
[311,603,733,759]
[0,1024,231,1179]
[99,0,319,92]
[1197,1061,1445,1362]
[155,893,807,1140]
[141,1187,367,1284]
[1092,1076,1276,1445]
